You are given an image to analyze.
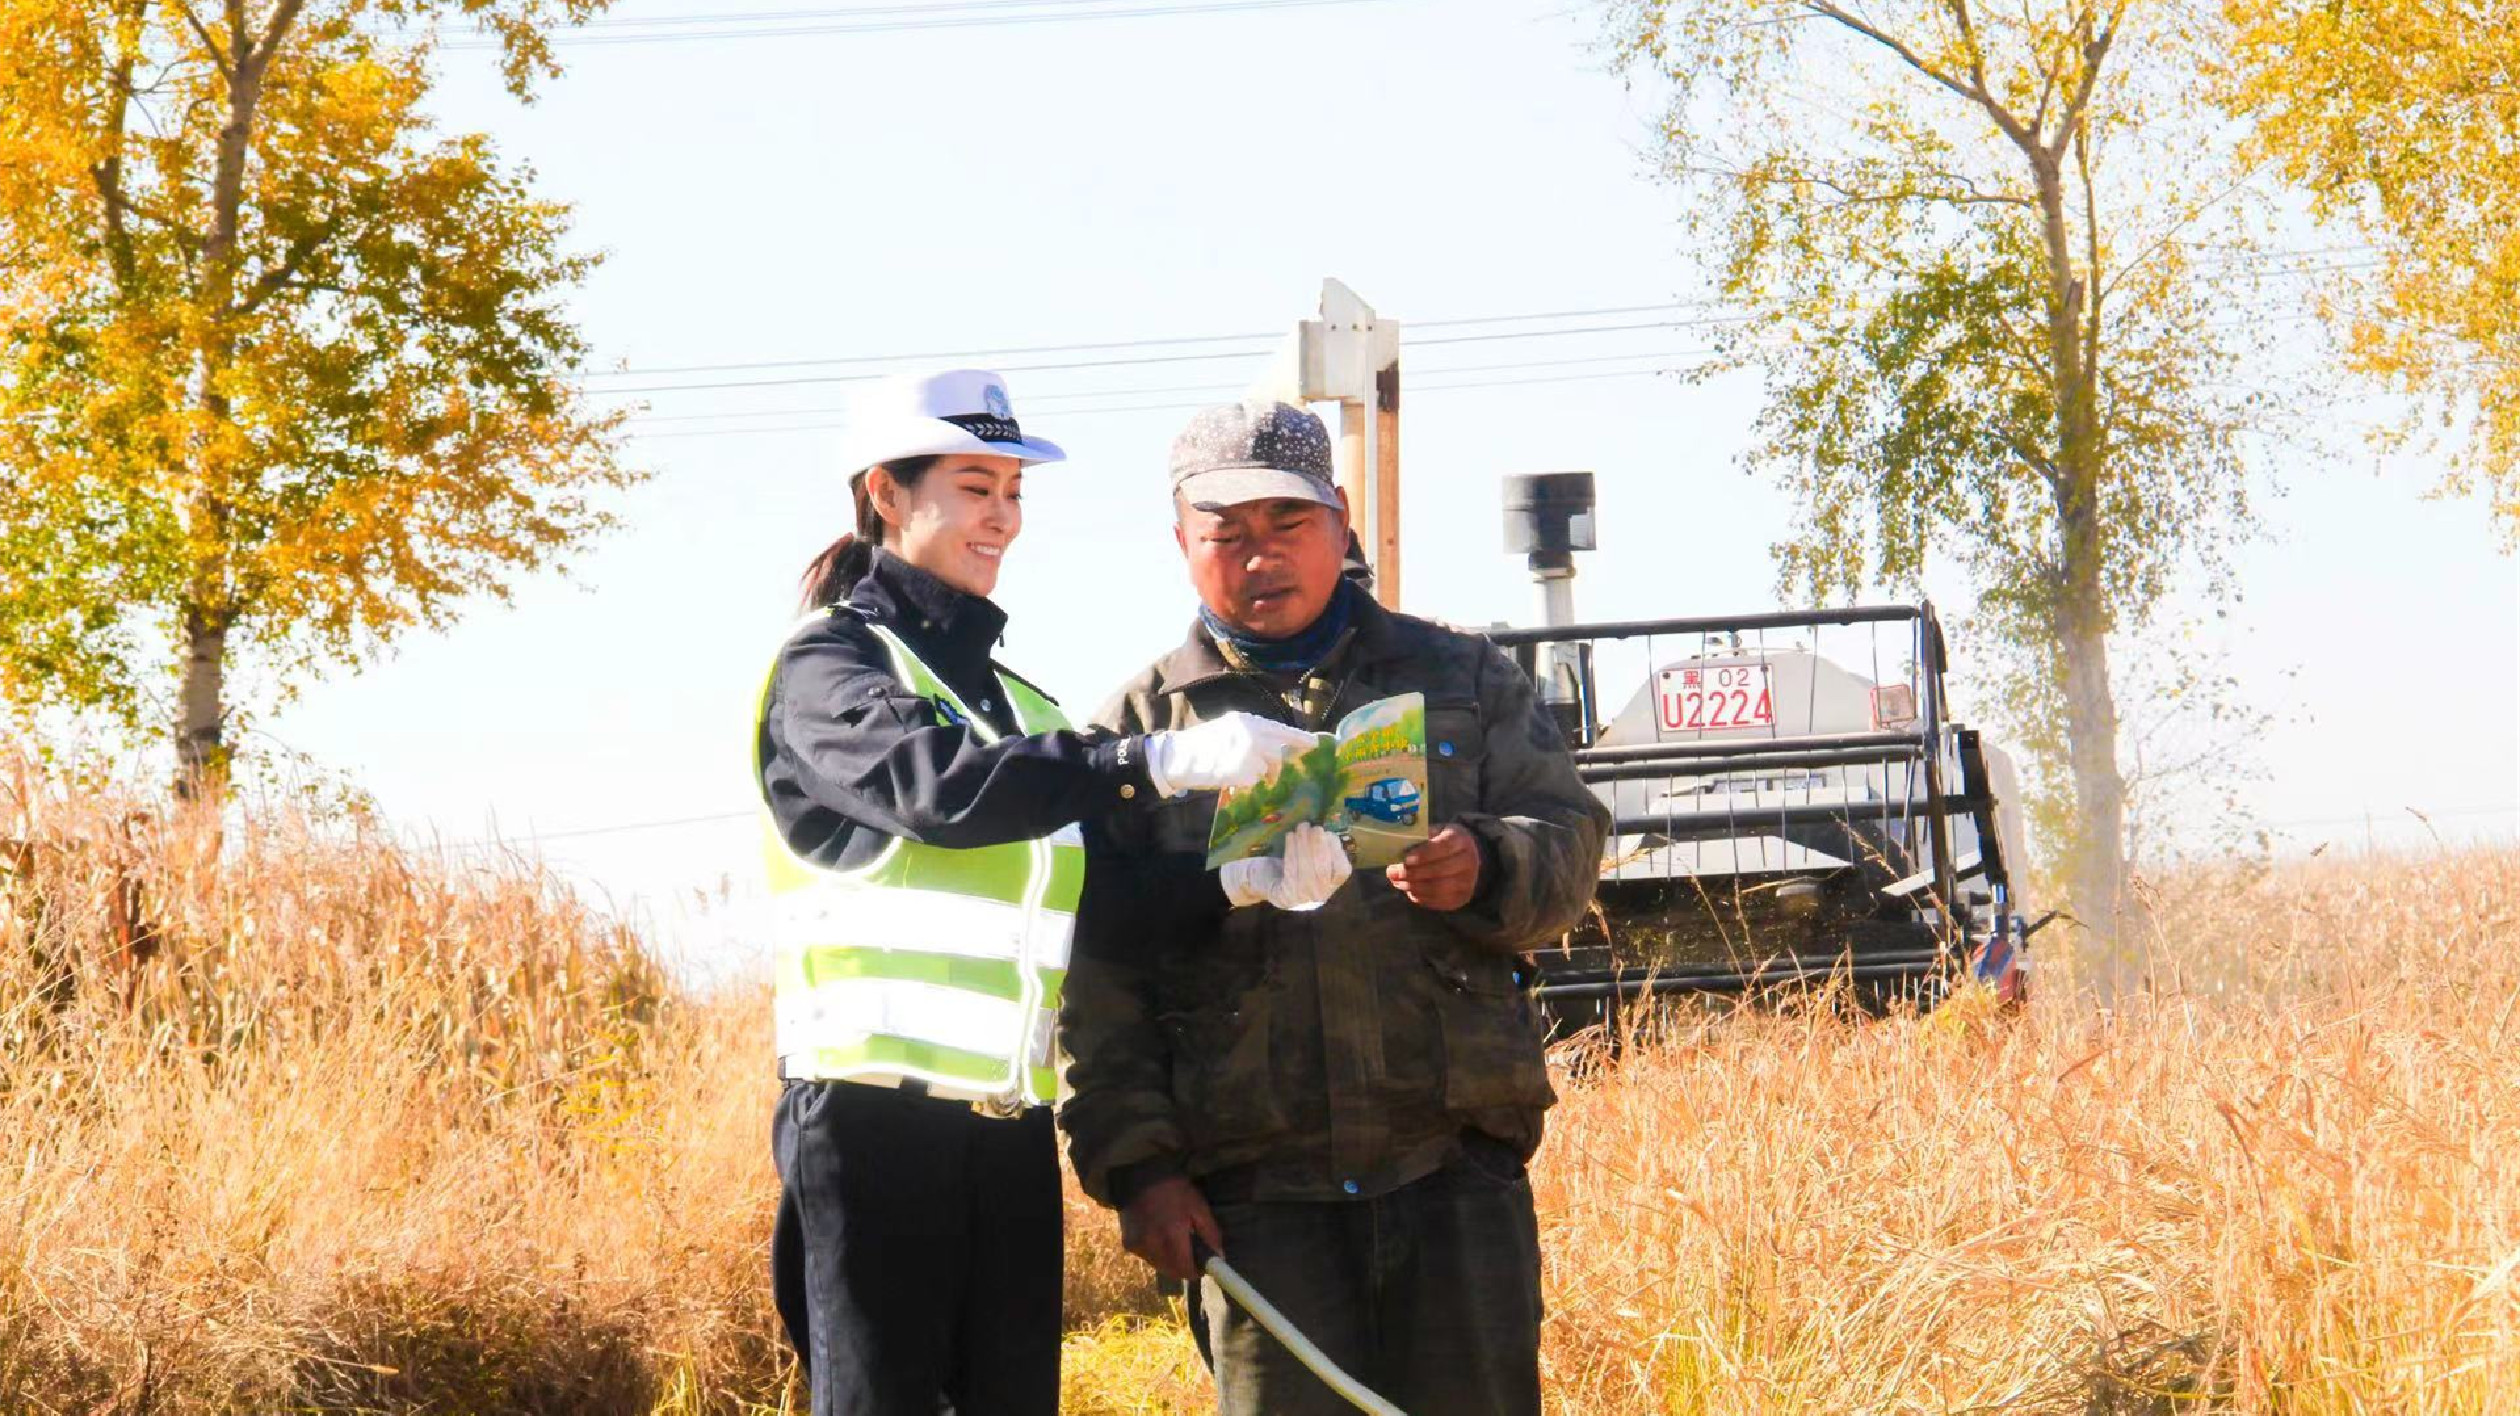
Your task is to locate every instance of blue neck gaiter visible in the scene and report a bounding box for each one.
[1201,582,1355,677]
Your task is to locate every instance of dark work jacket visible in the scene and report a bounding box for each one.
[755,549,1163,872]
[1059,591,1610,1208]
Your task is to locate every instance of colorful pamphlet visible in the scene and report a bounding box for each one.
[1204,693,1430,870]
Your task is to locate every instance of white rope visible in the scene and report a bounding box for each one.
[1199,1247,1408,1416]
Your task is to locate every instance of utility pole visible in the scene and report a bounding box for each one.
[1255,279,1403,607]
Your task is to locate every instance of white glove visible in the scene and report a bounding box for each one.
[1143,712,1318,797]
[1221,823,1354,911]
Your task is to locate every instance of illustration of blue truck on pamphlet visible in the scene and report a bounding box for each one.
[1207,693,1428,870]
[1344,776,1422,827]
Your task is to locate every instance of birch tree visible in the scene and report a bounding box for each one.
[1611,0,2270,988]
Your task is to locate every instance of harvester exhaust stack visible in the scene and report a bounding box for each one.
[1502,472,1597,742]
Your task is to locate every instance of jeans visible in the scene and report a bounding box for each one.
[770,1081,1061,1416]
[1192,1136,1544,1416]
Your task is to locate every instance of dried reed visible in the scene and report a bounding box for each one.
[6,747,2514,1413]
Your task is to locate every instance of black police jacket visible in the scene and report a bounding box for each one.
[755,548,1160,873]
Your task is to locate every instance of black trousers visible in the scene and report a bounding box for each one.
[1192,1137,1545,1416]
[771,1080,1062,1416]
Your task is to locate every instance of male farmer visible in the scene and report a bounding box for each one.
[1061,400,1609,1415]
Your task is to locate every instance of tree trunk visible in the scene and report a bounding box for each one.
[2054,549,2132,996]
[2032,151,2136,998]
[175,600,230,799]
[171,0,272,804]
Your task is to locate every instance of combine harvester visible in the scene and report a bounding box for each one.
[1485,472,2037,1029]
[1256,279,2037,1034]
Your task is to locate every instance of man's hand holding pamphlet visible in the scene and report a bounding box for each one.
[1205,692,1431,871]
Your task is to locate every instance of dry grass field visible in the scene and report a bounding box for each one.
[3,748,2515,1413]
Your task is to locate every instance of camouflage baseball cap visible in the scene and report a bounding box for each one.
[1168,400,1343,512]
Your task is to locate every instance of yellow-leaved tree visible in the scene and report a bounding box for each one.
[2226,1,2520,536]
[0,0,632,792]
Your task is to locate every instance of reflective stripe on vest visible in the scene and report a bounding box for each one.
[758,613,1083,1105]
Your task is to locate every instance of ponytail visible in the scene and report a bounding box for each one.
[798,534,877,612]
[796,455,944,611]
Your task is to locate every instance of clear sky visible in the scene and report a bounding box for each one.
[257,0,2520,961]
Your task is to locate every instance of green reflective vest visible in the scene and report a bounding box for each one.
[757,614,1083,1107]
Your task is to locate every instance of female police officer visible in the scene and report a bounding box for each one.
[755,369,1317,1415]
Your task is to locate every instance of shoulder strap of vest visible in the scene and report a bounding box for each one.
[864,623,1004,746]
[992,663,1072,736]
[992,662,1059,706]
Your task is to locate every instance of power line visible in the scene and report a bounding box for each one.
[580,251,2374,398]
[592,278,2316,409]
[1414,300,1731,329]
[620,344,1739,427]
[1410,313,1747,347]
[443,0,1390,49]
[626,359,1715,439]
[611,292,2364,435]
[591,345,1282,397]
[1421,364,1699,392]
[583,330,1277,381]
[622,383,1233,426]
[567,0,1212,29]
[581,300,1728,382]
[587,314,1743,398]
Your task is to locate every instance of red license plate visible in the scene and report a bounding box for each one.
[1657,663,1774,732]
